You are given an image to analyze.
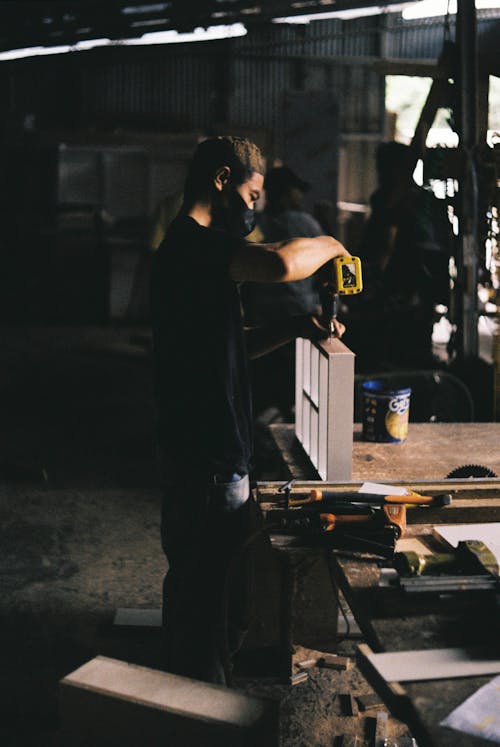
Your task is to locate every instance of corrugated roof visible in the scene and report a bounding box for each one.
[0,1,410,53]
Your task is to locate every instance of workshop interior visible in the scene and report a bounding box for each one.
[0,1,499,747]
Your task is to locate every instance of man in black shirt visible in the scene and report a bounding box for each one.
[151,136,348,685]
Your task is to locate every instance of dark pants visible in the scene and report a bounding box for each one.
[160,470,261,685]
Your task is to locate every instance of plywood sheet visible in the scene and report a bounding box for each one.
[360,647,500,683]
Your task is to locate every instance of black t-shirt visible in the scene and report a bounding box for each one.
[151,214,253,476]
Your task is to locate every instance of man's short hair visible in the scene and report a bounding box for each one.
[183,136,264,204]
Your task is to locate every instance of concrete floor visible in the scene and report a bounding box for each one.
[0,326,412,746]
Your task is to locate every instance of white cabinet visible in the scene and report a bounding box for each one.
[295,338,354,481]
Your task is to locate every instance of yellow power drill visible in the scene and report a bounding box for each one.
[325,256,363,340]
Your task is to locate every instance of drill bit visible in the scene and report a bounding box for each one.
[329,292,339,342]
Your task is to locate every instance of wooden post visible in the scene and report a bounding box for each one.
[295,338,354,481]
[455,0,480,359]
[495,329,500,421]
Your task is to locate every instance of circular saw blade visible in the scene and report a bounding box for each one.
[446,464,498,479]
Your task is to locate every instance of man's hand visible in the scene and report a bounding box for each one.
[295,314,346,342]
[245,314,346,360]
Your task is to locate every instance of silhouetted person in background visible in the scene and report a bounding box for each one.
[243,166,323,325]
[348,141,451,370]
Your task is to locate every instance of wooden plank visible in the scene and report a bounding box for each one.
[59,656,279,747]
[295,338,303,443]
[357,646,498,747]
[325,339,355,482]
[356,645,413,721]
[358,647,500,683]
[318,353,329,479]
[432,523,500,563]
[372,58,450,78]
[113,608,161,628]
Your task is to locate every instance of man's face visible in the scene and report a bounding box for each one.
[213,170,264,238]
[236,171,264,211]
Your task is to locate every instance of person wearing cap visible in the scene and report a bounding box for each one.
[242,166,324,324]
[150,137,349,686]
[260,166,324,246]
[241,165,325,418]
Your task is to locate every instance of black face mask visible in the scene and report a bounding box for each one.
[212,188,256,238]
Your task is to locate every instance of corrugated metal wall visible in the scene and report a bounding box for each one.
[2,10,498,204]
[4,11,498,136]
[230,23,383,134]
[81,52,216,127]
[78,17,385,133]
[74,10,497,135]
[384,9,500,58]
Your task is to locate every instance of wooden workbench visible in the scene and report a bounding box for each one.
[257,480,500,747]
[331,517,500,747]
[269,422,500,482]
[262,422,500,746]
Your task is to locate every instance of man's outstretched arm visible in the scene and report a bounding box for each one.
[229,236,350,283]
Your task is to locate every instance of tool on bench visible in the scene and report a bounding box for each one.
[395,539,498,576]
[285,488,451,509]
[268,483,451,557]
[269,505,402,556]
[392,539,500,593]
[272,502,406,534]
[446,464,498,479]
[323,256,363,341]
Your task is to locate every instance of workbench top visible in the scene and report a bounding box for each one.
[265,422,500,746]
[269,422,500,482]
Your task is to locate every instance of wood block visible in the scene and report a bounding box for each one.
[296,658,319,669]
[365,711,388,747]
[113,608,162,628]
[339,693,359,716]
[59,656,279,747]
[317,654,352,671]
[336,736,360,747]
[289,670,309,686]
[356,693,384,712]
